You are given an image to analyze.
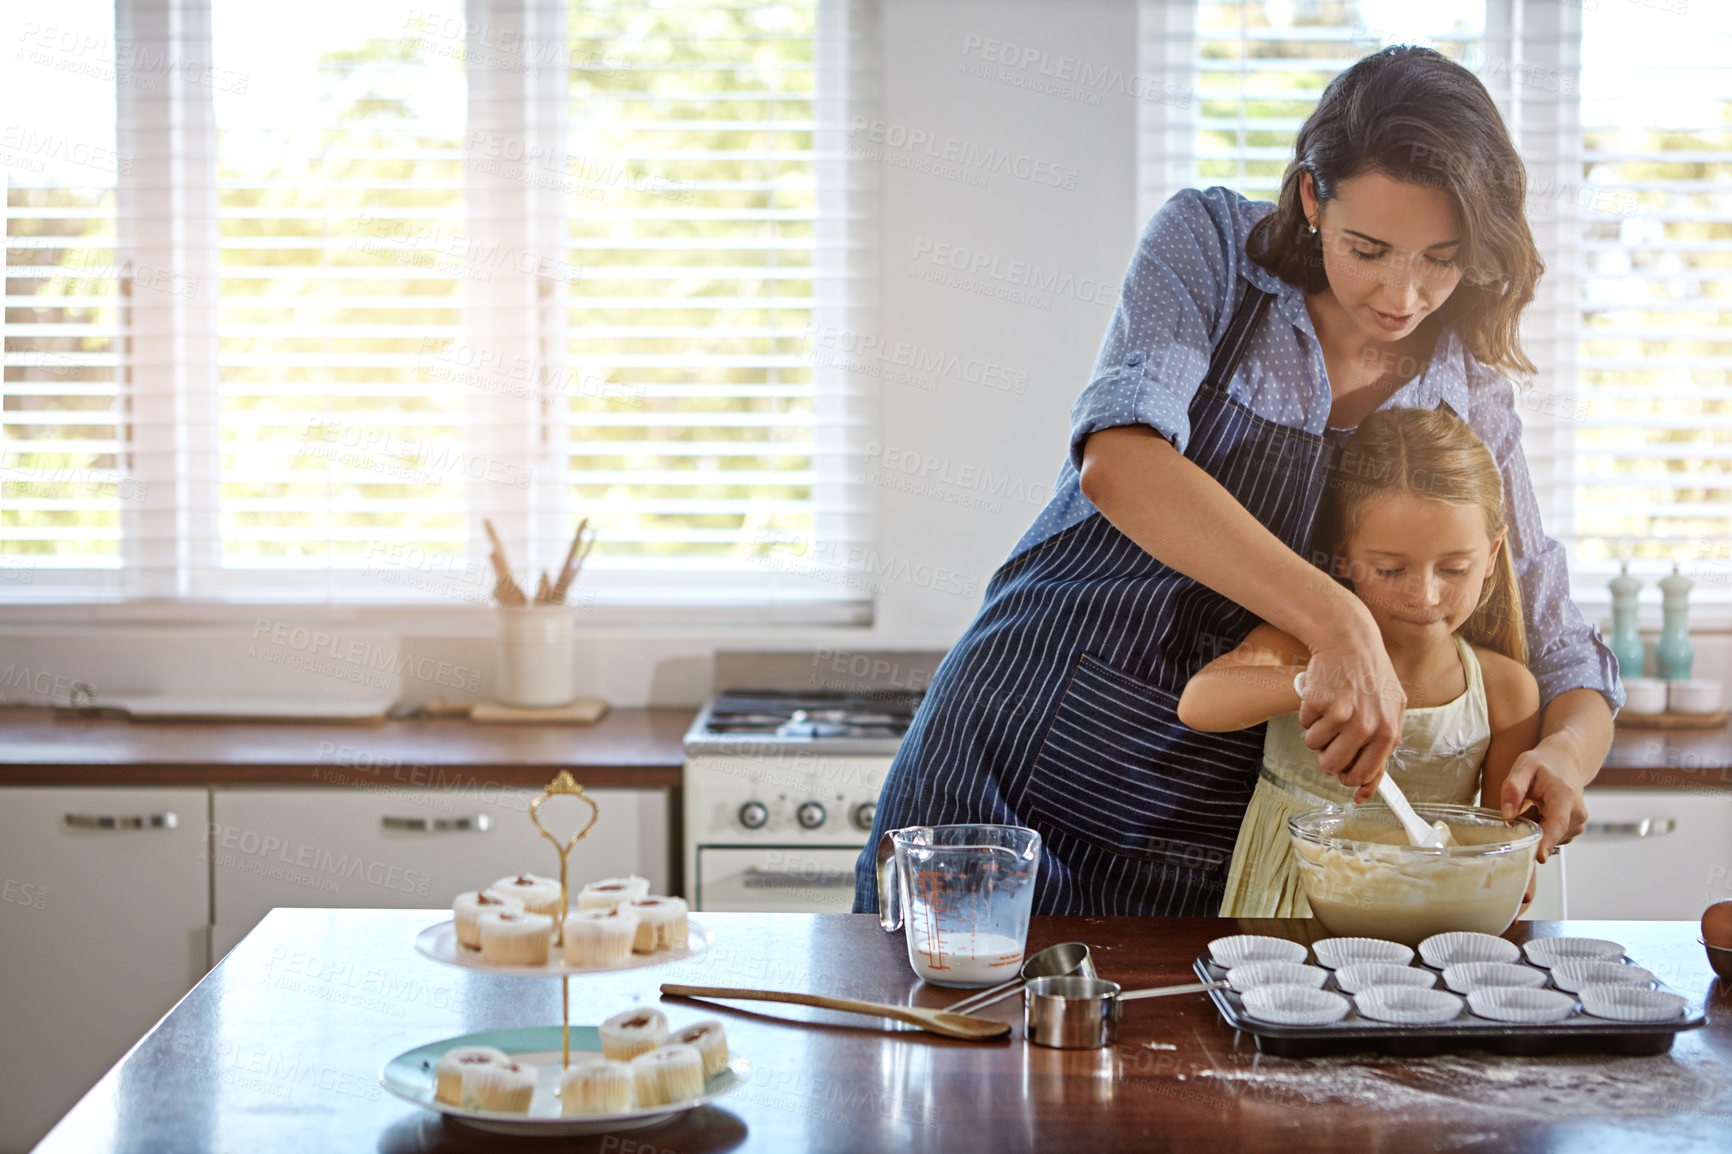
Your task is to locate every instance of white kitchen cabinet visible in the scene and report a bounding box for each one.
[209,786,669,959]
[1563,789,1732,920]
[0,787,209,1154]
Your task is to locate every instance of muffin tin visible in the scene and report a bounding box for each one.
[1195,934,1706,1057]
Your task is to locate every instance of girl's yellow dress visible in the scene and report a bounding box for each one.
[1218,633,1491,917]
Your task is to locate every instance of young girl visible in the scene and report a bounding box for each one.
[1178,406,1542,917]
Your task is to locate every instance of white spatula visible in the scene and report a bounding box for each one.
[1376,771,1454,848]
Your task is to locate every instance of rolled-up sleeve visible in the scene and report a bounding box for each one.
[1069,188,1240,471]
[1469,371,1626,715]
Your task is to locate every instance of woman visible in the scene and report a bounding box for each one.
[854,46,1623,917]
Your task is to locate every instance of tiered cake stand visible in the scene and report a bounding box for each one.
[379,771,748,1135]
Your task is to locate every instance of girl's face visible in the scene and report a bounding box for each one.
[1301,170,1466,342]
[1339,492,1505,645]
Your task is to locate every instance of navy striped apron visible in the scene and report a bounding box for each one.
[854,285,1338,917]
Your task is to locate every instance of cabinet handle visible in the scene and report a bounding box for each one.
[1581,817,1677,839]
[380,814,493,833]
[64,811,178,831]
[742,867,853,889]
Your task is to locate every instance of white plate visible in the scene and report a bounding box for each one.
[416,918,714,976]
[380,1025,748,1136]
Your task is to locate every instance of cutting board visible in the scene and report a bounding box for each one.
[469,698,611,725]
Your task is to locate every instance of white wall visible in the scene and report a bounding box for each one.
[0,0,1141,709]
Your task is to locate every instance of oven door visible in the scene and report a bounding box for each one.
[695,846,861,913]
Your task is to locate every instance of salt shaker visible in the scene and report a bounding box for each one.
[1655,562,1695,680]
[1607,561,1644,681]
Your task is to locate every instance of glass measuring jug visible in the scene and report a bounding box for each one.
[876,825,1042,987]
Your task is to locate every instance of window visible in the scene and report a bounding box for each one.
[1,0,876,614]
[1138,0,1731,610]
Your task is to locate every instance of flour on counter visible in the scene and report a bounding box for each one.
[1192,1051,1730,1121]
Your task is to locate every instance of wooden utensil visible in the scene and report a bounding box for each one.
[550,526,595,604]
[482,519,526,605]
[548,517,588,603]
[660,983,1011,1041]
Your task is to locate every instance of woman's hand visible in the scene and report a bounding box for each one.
[1296,628,1406,802]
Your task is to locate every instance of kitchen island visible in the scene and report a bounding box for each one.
[31,909,1732,1153]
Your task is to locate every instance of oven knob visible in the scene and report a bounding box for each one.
[850,802,876,832]
[738,801,769,830]
[796,801,827,830]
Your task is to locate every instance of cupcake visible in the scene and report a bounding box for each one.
[453,890,524,950]
[672,1019,728,1080]
[468,1060,536,1113]
[478,910,555,965]
[563,907,640,967]
[600,1007,669,1062]
[630,1044,705,1106]
[559,1060,634,1116]
[488,874,565,918]
[435,1045,508,1106]
[627,896,689,954]
[577,875,651,912]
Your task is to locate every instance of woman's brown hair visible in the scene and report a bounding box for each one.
[1247,46,1542,378]
[1314,406,1528,665]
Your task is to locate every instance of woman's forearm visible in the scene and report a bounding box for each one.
[1536,687,1613,788]
[1078,425,1374,653]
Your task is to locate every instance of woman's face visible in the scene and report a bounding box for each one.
[1301,171,1466,343]
[1338,492,1504,647]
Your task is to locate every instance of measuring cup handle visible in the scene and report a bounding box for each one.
[875,831,901,932]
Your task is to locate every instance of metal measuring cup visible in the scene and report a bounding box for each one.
[1023,976,1229,1049]
[942,942,1097,1016]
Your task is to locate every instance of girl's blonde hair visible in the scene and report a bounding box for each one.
[1315,406,1528,665]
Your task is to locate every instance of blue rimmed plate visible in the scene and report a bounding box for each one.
[380,1025,749,1136]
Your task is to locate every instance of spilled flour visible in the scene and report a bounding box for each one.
[1192,1050,1731,1121]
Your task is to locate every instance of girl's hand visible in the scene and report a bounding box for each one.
[1296,636,1406,802]
[1498,743,1591,863]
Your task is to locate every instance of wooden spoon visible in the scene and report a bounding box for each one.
[660,983,1010,1041]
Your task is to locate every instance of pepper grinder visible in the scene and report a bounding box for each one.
[1655,562,1695,680]
[1608,561,1645,681]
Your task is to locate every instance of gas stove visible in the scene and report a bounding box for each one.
[685,689,924,756]
[681,651,942,913]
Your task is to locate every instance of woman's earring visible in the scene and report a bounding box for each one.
[1309,223,1318,235]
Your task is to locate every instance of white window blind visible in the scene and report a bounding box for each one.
[1138,0,1732,611]
[0,0,876,615]
[2,0,127,589]
[211,0,474,600]
[1575,2,1732,601]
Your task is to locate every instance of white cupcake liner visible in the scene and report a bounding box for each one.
[1440,961,1549,994]
[1466,986,1578,1023]
[1578,985,1686,1023]
[1311,937,1414,970]
[1208,934,1308,969]
[1240,984,1352,1026]
[1419,931,1521,970]
[1523,937,1626,969]
[1551,961,1655,995]
[1333,963,1436,995]
[1354,986,1465,1025]
[1227,961,1328,993]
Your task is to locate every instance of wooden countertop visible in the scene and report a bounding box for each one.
[31,909,1732,1154]
[0,707,693,788]
[0,705,1725,791]
[1598,724,1732,789]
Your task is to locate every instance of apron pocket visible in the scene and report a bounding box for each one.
[1029,652,1265,869]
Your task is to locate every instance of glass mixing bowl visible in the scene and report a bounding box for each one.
[1287,804,1541,946]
